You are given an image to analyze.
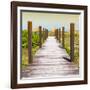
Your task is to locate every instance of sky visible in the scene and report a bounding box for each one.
[22,11,80,31]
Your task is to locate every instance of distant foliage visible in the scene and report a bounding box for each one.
[48,31,55,36]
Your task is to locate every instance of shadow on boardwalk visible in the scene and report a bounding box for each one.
[21,36,79,79]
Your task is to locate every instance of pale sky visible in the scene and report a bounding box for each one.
[22,11,80,31]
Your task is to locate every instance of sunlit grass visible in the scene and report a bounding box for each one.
[22,46,39,68]
[64,31,79,66]
[22,48,28,68]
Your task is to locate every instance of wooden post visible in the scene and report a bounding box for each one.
[62,27,64,47]
[45,29,47,40]
[43,28,44,42]
[70,23,74,61]
[57,29,58,40]
[28,21,32,64]
[55,29,56,38]
[56,29,58,40]
[44,29,46,40]
[59,28,61,43]
[39,26,42,48]
[46,29,48,39]
[44,28,46,40]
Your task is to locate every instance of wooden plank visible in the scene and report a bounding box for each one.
[62,27,64,47]
[28,21,32,64]
[39,26,42,48]
[70,23,74,61]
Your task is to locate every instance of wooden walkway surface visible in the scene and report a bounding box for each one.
[22,36,79,79]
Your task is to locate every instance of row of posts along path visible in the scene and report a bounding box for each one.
[22,36,79,79]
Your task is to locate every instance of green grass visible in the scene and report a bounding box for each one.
[22,46,39,68]
[64,32,70,55]
[64,31,79,66]
[22,30,40,68]
[22,48,28,68]
[32,46,39,55]
[74,32,79,65]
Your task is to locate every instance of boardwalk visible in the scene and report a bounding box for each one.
[22,36,79,79]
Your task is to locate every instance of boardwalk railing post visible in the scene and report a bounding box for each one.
[39,26,42,48]
[28,21,32,64]
[44,28,46,40]
[43,28,45,43]
[46,29,47,39]
[70,23,74,61]
[55,29,56,38]
[56,29,57,39]
[45,29,46,40]
[55,29,58,40]
[46,29,48,39]
[62,27,64,47]
[45,28,48,40]
[59,28,61,42]
[57,29,58,40]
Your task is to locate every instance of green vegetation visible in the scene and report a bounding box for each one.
[22,48,28,68]
[74,31,79,65]
[22,29,79,68]
[22,30,28,48]
[32,32,39,48]
[64,31,79,66]
[22,30,40,68]
[64,32,70,55]
[22,30,40,48]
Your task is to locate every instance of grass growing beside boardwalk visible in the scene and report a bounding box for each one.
[22,46,39,68]
[22,48,28,68]
[64,31,79,66]
[22,29,40,68]
[64,32,70,55]
[74,32,79,65]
